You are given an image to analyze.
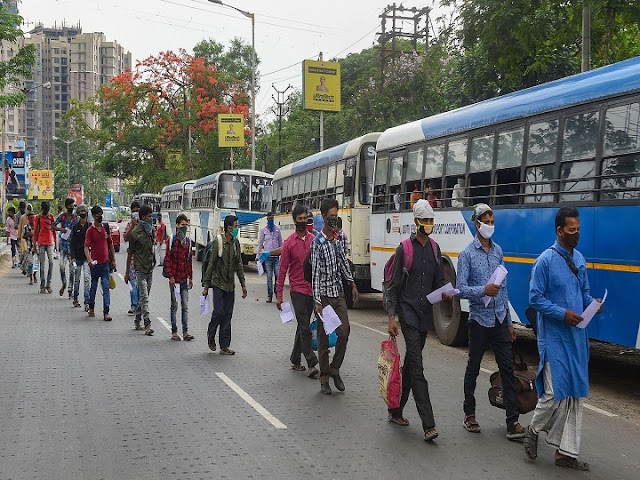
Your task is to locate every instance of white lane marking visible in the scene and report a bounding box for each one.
[351,321,387,336]
[584,403,618,417]
[480,367,492,374]
[215,372,287,430]
[117,272,125,283]
[156,316,172,333]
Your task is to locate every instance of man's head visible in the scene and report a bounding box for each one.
[139,204,153,222]
[76,204,88,222]
[413,199,434,236]
[64,198,75,212]
[320,198,339,232]
[157,213,162,222]
[176,213,189,233]
[555,207,580,250]
[471,203,494,239]
[130,200,141,212]
[18,201,26,212]
[91,205,103,222]
[8,206,15,216]
[292,204,307,232]
[41,201,50,214]
[224,214,239,236]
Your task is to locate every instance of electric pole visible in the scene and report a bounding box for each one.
[270,84,292,168]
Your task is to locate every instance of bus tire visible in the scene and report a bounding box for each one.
[433,261,468,346]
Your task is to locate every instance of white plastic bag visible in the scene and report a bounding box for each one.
[32,254,40,272]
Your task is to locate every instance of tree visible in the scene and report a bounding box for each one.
[193,38,259,95]
[0,5,35,108]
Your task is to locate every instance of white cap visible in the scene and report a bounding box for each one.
[413,199,434,219]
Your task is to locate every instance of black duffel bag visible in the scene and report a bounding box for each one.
[488,342,538,414]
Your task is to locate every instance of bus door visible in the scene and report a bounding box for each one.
[385,151,406,248]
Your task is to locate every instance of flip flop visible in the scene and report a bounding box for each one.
[291,364,306,371]
[555,456,590,471]
[388,415,409,426]
[424,428,439,442]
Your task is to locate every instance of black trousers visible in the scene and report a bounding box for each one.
[389,322,436,431]
[289,291,318,368]
[463,319,519,430]
[208,287,235,349]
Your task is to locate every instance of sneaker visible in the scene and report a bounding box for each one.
[266,296,273,303]
[84,304,89,312]
[171,333,182,341]
[219,348,235,355]
[68,291,73,299]
[103,314,112,322]
[320,382,332,395]
[88,309,95,317]
[145,328,154,336]
[331,374,345,392]
[507,423,526,441]
[46,286,53,294]
[127,308,136,316]
[39,288,46,294]
[134,324,144,331]
[59,285,65,296]
[73,300,81,308]
[307,366,319,379]
[208,341,217,352]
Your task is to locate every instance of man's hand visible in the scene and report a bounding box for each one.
[484,284,500,297]
[242,286,248,299]
[202,287,209,298]
[596,298,604,314]
[315,304,323,317]
[388,315,399,337]
[351,283,359,305]
[169,277,175,289]
[441,293,453,303]
[123,271,129,284]
[564,309,583,327]
[188,278,193,290]
[509,326,517,342]
[276,298,283,311]
[110,260,116,272]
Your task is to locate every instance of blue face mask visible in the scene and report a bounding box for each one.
[141,219,153,235]
[267,218,275,231]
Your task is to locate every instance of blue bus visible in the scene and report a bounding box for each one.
[371,56,640,348]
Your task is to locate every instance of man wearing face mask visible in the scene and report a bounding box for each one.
[54,198,77,299]
[457,203,526,440]
[386,199,448,442]
[70,204,92,310]
[33,200,65,294]
[125,205,156,335]
[276,204,319,377]
[257,212,283,303]
[84,205,116,321]
[524,207,602,471]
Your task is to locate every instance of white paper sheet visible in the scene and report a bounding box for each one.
[427,282,460,304]
[174,284,181,303]
[127,281,133,292]
[482,265,509,307]
[60,229,71,241]
[257,261,264,276]
[319,305,342,334]
[577,289,607,329]
[200,295,211,315]
[280,301,294,323]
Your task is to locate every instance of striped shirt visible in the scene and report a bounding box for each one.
[310,230,353,305]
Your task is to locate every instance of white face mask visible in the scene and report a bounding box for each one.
[478,221,495,239]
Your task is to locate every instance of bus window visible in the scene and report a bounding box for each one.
[404,147,423,210]
[560,160,596,202]
[445,139,468,206]
[319,167,327,197]
[469,134,493,205]
[388,154,403,211]
[327,164,336,194]
[524,165,554,203]
[562,111,599,162]
[292,175,299,201]
[335,161,345,207]
[305,172,313,199]
[527,120,559,165]
[600,155,640,200]
[604,103,640,156]
[218,174,248,209]
[496,127,524,205]
[373,154,388,211]
[252,177,273,212]
[424,144,444,207]
[359,143,376,205]
[312,169,320,196]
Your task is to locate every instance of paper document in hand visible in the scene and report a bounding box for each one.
[200,295,211,315]
[483,265,509,307]
[127,281,133,292]
[577,289,607,329]
[280,301,294,323]
[174,284,181,303]
[61,229,71,241]
[257,261,264,276]
[319,305,342,334]
[427,282,460,304]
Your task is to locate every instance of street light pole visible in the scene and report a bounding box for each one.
[208,0,256,170]
[52,135,77,188]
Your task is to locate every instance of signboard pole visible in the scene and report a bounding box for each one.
[1,109,6,224]
[319,52,324,152]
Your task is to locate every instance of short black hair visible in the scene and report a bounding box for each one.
[555,207,580,230]
[41,201,50,212]
[292,204,307,221]
[8,206,15,214]
[176,213,188,224]
[337,216,343,228]
[267,211,274,217]
[64,197,74,207]
[139,204,153,217]
[130,200,141,210]
[320,198,338,216]
[157,213,162,219]
[91,205,103,216]
[18,201,26,209]
[224,214,238,231]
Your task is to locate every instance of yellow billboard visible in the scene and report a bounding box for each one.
[29,170,54,200]
[218,114,245,148]
[302,59,341,112]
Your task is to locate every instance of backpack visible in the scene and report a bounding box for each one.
[382,237,440,312]
[201,234,240,286]
[162,235,191,278]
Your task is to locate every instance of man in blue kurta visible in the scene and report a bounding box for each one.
[525,207,602,471]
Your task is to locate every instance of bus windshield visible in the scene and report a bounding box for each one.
[251,176,273,212]
[359,142,377,204]
[218,174,250,210]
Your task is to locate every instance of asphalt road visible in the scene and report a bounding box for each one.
[0,248,639,480]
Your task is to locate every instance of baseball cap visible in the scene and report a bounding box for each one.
[471,203,493,222]
[413,199,434,219]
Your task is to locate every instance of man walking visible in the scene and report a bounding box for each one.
[164,213,194,341]
[155,212,168,266]
[311,198,359,395]
[124,201,141,317]
[84,206,116,321]
[33,201,65,294]
[276,204,318,377]
[124,204,156,336]
[457,203,526,440]
[54,197,77,298]
[524,207,601,471]
[6,206,18,268]
[70,204,91,310]
[257,212,282,303]
[202,215,247,355]
[386,199,447,442]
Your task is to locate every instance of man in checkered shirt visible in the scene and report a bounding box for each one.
[311,198,359,395]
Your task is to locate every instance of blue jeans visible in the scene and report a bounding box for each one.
[59,249,74,293]
[38,245,54,289]
[89,262,110,314]
[264,256,280,298]
[73,259,91,306]
[170,282,189,334]
[129,267,139,309]
[135,271,153,328]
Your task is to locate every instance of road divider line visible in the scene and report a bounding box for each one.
[351,321,387,336]
[584,403,618,417]
[156,316,172,333]
[215,372,287,430]
[479,367,492,374]
[117,272,125,283]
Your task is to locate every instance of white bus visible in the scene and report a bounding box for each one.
[190,169,274,265]
[132,193,161,224]
[160,180,195,238]
[272,132,380,307]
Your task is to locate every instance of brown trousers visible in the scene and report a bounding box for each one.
[317,295,350,384]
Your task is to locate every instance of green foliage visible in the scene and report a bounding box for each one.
[0,5,35,108]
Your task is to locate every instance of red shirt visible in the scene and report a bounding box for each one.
[164,236,193,283]
[276,231,315,299]
[35,214,55,246]
[155,222,166,243]
[84,224,110,264]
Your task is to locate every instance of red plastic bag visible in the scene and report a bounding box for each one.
[378,337,402,409]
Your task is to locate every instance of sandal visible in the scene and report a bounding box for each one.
[171,333,182,341]
[424,428,439,442]
[388,415,409,426]
[555,455,589,471]
[524,425,538,461]
[219,348,235,355]
[291,364,306,371]
[463,415,481,433]
[183,333,194,341]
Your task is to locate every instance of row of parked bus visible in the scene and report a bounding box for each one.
[160,56,640,349]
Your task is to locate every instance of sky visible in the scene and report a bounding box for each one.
[19,0,448,120]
